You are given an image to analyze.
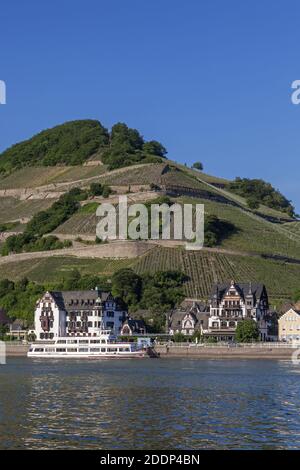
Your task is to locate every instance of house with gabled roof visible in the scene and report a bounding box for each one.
[34,288,128,340]
[168,300,210,336]
[204,280,272,341]
[278,307,300,343]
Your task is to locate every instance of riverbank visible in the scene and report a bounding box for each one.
[154,344,297,360]
[4,342,298,359]
[5,343,29,357]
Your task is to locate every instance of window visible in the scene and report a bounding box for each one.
[90,348,100,352]
[106,311,114,317]
[78,348,88,352]
[56,348,66,352]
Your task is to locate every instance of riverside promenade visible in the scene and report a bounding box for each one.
[155,342,298,359]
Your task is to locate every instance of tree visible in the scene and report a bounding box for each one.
[111,269,142,306]
[142,141,167,157]
[101,185,112,198]
[246,196,260,210]
[228,177,295,217]
[192,162,203,171]
[90,183,103,196]
[235,319,259,343]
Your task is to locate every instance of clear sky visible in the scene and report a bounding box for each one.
[0,0,299,212]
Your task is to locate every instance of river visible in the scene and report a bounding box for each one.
[0,357,300,449]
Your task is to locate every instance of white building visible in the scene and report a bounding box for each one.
[34,289,127,340]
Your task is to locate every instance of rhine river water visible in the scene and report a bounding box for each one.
[0,357,300,450]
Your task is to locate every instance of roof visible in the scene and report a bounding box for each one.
[210,282,267,303]
[46,290,114,311]
[279,308,300,319]
[10,319,27,330]
[169,307,209,331]
[280,301,300,315]
[122,319,146,332]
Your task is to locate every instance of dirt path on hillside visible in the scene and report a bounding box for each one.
[0,241,155,265]
[0,163,153,200]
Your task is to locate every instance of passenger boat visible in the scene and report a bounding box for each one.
[27,329,148,358]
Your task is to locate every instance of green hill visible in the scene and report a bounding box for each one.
[0,119,299,311]
[0,120,108,173]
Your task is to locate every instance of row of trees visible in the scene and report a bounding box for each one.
[111,268,187,332]
[0,268,187,329]
[102,123,167,170]
[228,177,295,217]
[0,120,168,175]
[1,188,87,255]
[1,181,114,256]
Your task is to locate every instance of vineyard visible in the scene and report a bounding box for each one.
[53,213,97,235]
[134,247,300,304]
[0,256,134,283]
[0,165,107,189]
[177,196,300,259]
[100,163,167,185]
[0,197,54,223]
[283,221,300,236]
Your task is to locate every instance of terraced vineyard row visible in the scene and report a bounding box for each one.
[283,221,300,235]
[54,213,97,235]
[100,164,167,185]
[0,256,134,283]
[0,197,54,223]
[134,247,300,304]
[0,165,106,189]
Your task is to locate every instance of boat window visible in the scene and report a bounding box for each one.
[56,348,66,352]
[101,348,106,352]
[45,348,55,352]
[90,348,100,352]
[90,340,100,344]
[57,340,66,344]
[79,340,89,344]
[34,348,44,352]
[67,348,77,352]
[78,348,88,352]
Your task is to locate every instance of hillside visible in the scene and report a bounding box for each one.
[0,120,299,309]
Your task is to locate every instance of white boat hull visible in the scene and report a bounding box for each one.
[27,351,147,359]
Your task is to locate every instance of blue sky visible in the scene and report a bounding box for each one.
[0,0,299,212]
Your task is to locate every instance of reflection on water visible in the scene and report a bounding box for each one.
[0,358,300,449]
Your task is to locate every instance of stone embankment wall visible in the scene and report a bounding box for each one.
[5,343,29,357]
[155,344,296,359]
